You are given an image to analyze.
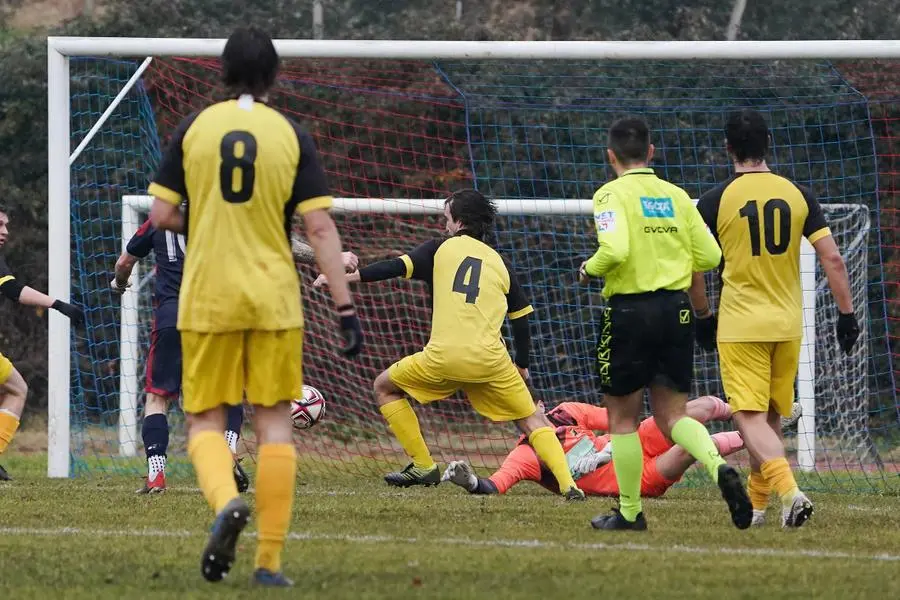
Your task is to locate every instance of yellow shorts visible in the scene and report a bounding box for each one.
[0,352,12,386]
[388,352,536,422]
[181,329,303,414]
[718,340,800,417]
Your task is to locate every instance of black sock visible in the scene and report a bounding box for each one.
[142,413,169,479]
[225,404,244,453]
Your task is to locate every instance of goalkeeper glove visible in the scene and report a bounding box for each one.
[571,444,613,480]
[337,304,363,357]
[694,312,717,352]
[51,300,84,325]
[836,312,860,355]
[441,460,478,492]
[109,278,130,295]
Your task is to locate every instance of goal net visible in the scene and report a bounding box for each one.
[53,40,900,492]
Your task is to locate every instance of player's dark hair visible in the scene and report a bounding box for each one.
[725,109,769,163]
[221,26,280,97]
[444,189,497,241]
[608,116,651,164]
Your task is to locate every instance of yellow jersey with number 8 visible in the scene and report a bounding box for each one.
[148,96,333,333]
[696,172,830,342]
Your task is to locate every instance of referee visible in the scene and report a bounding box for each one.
[580,116,752,531]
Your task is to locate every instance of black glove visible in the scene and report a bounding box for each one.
[52,300,84,325]
[337,305,363,357]
[836,312,860,355]
[694,312,717,352]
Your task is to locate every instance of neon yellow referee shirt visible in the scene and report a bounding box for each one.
[584,168,721,299]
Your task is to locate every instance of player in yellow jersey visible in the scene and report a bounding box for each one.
[690,109,859,528]
[314,189,585,500]
[580,116,752,531]
[0,208,84,481]
[148,27,362,587]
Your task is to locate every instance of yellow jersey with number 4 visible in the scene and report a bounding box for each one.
[696,172,830,342]
[398,235,533,380]
[148,95,332,333]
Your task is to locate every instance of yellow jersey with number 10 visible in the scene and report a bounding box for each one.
[148,95,333,333]
[696,172,830,342]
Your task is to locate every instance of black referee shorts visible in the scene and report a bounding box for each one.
[595,290,694,396]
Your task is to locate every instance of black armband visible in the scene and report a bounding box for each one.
[358,258,407,283]
[0,278,24,301]
[472,477,499,495]
[509,313,531,369]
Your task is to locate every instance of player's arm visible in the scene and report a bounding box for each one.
[111,220,155,294]
[504,259,535,378]
[0,257,84,323]
[313,239,442,287]
[802,187,859,353]
[689,188,722,350]
[581,188,629,281]
[686,193,722,273]
[556,402,609,432]
[291,130,362,357]
[148,113,198,233]
[292,234,358,272]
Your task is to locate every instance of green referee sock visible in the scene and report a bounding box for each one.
[611,432,643,522]
[670,417,726,482]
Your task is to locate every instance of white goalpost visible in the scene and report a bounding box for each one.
[48,38,890,479]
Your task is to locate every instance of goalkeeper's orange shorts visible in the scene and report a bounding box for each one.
[718,340,801,418]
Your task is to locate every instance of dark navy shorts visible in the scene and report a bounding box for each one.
[145,326,182,398]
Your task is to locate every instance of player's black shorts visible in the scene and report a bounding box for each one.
[145,327,181,398]
[595,290,694,396]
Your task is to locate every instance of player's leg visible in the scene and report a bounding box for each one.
[137,393,172,494]
[514,411,584,501]
[137,326,180,494]
[768,340,813,528]
[591,305,651,529]
[684,395,733,423]
[0,355,27,480]
[653,294,751,529]
[246,328,303,586]
[182,330,249,582]
[747,453,771,526]
[376,353,454,486]
[225,403,250,493]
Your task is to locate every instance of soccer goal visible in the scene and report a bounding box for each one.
[48,38,900,492]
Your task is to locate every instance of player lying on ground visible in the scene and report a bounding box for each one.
[315,189,584,500]
[444,396,800,503]
[690,109,859,528]
[579,116,750,531]
[112,222,358,495]
[0,207,84,481]
[149,26,362,587]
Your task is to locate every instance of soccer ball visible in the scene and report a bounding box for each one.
[291,385,326,430]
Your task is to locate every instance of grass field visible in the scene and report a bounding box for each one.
[1,454,899,599]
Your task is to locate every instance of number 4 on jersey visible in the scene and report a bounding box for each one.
[453,256,482,303]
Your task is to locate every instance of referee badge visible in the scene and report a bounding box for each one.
[679,309,690,324]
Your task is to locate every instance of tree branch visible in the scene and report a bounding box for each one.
[726,0,748,41]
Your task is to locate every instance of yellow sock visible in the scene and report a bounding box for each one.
[379,399,434,470]
[255,443,296,573]
[0,410,20,454]
[188,430,239,514]
[761,457,799,507]
[748,470,771,511]
[528,427,578,493]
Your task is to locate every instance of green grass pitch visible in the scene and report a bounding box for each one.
[1,454,899,599]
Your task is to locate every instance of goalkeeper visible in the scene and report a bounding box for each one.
[443,396,794,499]
[580,116,750,531]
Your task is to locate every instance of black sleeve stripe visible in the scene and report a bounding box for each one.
[798,185,829,239]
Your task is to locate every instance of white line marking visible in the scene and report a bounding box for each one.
[1,527,897,562]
